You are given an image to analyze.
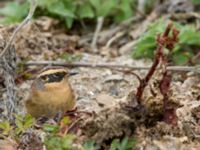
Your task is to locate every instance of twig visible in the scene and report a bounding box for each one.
[119,40,137,54]
[0,0,37,57]
[91,17,104,52]
[105,31,125,48]
[130,10,158,40]
[137,0,146,14]
[98,16,142,44]
[65,118,82,134]
[43,145,47,150]
[170,12,200,20]
[113,68,142,82]
[79,16,141,45]
[25,61,198,73]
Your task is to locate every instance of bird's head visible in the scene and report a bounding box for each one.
[32,67,77,91]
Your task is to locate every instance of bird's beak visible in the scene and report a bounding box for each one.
[68,72,78,76]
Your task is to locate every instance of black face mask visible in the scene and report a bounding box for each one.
[39,72,67,83]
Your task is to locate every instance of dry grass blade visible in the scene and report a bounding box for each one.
[0,0,37,58]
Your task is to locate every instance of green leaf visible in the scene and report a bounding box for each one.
[65,18,74,29]
[23,114,35,129]
[60,116,70,125]
[47,1,75,18]
[43,124,59,133]
[83,140,96,150]
[0,2,28,17]
[114,0,133,22]
[0,121,12,135]
[88,0,101,10]
[0,17,19,24]
[45,136,62,150]
[77,4,94,19]
[0,1,29,24]
[109,139,120,150]
[14,114,23,122]
[15,119,24,134]
[118,137,136,150]
[179,25,200,45]
[172,51,194,65]
[61,135,76,148]
[118,137,129,150]
[37,0,57,7]
[44,134,76,150]
[192,0,200,5]
[133,35,156,59]
[132,19,200,64]
[96,0,116,17]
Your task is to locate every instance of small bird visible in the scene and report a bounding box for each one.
[25,67,76,118]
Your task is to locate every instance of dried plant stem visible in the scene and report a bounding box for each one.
[0,0,37,58]
[135,45,163,104]
[25,61,197,73]
[91,17,104,52]
[105,31,125,48]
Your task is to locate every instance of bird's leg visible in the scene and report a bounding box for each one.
[54,111,63,122]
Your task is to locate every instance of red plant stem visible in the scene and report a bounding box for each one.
[135,23,173,104]
[163,23,173,37]
[135,22,180,125]
[136,46,163,104]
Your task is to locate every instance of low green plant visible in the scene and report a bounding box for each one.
[0,114,137,149]
[0,120,13,136]
[0,1,29,24]
[43,116,80,150]
[109,137,136,150]
[0,0,137,28]
[44,134,77,150]
[83,140,97,150]
[132,19,200,65]
[193,0,200,5]
[0,114,35,138]
[14,114,36,135]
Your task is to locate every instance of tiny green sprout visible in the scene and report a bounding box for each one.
[109,137,136,150]
[0,121,12,136]
[14,114,36,135]
[60,116,70,125]
[83,140,97,150]
[44,134,77,150]
[43,124,60,133]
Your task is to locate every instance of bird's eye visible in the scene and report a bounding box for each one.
[53,74,59,78]
[50,74,59,80]
[41,76,48,82]
[53,72,66,79]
